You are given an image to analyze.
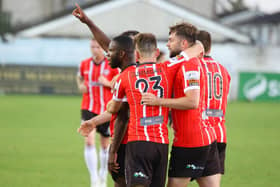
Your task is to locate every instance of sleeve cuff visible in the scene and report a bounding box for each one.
[184,86,200,93]
[113,95,123,102]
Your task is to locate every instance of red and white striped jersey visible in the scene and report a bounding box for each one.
[79,57,119,114]
[113,54,188,144]
[171,57,215,148]
[200,56,231,143]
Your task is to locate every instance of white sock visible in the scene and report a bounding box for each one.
[99,146,109,181]
[84,145,98,183]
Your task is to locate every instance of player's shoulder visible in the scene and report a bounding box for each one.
[80,57,92,66]
[183,57,200,67]
[82,57,92,63]
[119,65,136,78]
[168,54,186,64]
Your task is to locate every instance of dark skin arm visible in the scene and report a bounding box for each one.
[72,3,111,52]
[108,102,129,173]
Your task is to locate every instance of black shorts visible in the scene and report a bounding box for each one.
[217,142,226,174]
[81,110,110,137]
[125,141,168,187]
[168,141,220,179]
[111,144,126,182]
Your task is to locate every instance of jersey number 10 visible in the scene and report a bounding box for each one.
[207,72,223,100]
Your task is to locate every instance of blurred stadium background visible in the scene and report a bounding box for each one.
[0,0,279,186]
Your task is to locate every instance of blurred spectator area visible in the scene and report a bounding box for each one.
[1,0,105,28]
[0,38,91,95]
[0,0,279,98]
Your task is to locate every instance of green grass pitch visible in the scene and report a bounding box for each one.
[0,95,279,187]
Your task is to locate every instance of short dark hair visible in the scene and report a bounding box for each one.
[169,22,198,45]
[112,35,135,52]
[196,30,211,53]
[120,30,140,38]
[134,33,157,54]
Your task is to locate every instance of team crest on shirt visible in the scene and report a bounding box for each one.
[103,69,109,75]
[169,55,185,63]
[176,54,184,59]
[174,54,184,61]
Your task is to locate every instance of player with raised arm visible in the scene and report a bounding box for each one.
[197,30,231,186]
[76,32,139,187]
[141,23,220,187]
[73,4,139,187]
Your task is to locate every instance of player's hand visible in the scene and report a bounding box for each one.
[108,151,119,174]
[141,93,160,106]
[98,75,110,87]
[110,74,120,89]
[72,3,89,24]
[77,120,96,137]
[78,83,88,93]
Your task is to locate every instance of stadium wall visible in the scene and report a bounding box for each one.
[1,39,279,100]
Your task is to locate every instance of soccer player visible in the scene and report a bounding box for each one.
[78,31,139,187]
[73,5,203,186]
[77,38,119,187]
[107,33,203,187]
[73,4,139,187]
[141,23,220,187]
[197,30,231,185]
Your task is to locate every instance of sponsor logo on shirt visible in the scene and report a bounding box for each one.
[140,116,164,126]
[205,109,224,117]
[103,69,109,75]
[89,81,102,86]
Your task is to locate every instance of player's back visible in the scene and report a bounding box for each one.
[114,60,183,144]
[201,56,231,142]
[171,58,214,147]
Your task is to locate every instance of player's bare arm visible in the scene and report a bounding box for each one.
[98,75,111,88]
[106,100,122,114]
[77,111,112,136]
[76,75,87,93]
[72,3,111,51]
[108,103,129,173]
[141,89,199,110]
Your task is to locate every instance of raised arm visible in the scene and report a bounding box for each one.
[72,3,111,51]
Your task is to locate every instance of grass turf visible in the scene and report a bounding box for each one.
[0,95,279,187]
